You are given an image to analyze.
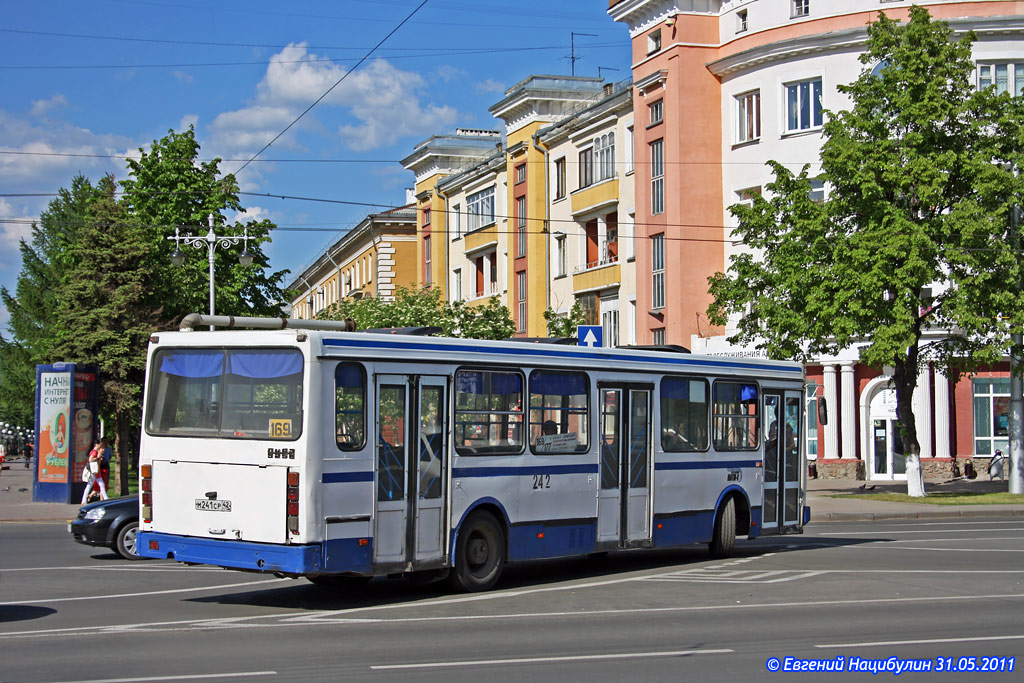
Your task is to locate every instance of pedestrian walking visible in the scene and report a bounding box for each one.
[23,442,32,469]
[81,440,108,504]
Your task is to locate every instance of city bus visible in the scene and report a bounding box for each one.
[137,314,809,592]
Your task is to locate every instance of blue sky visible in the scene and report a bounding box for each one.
[0,0,631,326]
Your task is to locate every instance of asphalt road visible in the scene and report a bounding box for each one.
[2,518,1023,682]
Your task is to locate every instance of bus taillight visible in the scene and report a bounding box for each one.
[286,471,299,535]
[141,464,153,522]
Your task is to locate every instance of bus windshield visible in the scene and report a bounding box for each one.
[146,348,304,440]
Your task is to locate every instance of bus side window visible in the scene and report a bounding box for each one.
[454,369,524,455]
[660,377,708,451]
[529,370,589,454]
[336,363,366,450]
[712,381,759,451]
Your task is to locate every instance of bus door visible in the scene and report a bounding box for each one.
[374,374,448,570]
[597,385,653,548]
[762,391,803,533]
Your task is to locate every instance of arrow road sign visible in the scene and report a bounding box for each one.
[577,325,603,348]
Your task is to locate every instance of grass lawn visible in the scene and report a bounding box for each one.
[832,491,1024,505]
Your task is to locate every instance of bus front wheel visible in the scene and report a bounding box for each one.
[449,511,505,592]
[709,497,736,558]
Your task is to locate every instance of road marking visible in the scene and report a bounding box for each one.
[817,634,1024,649]
[2,564,220,572]
[644,569,825,584]
[5,592,1024,639]
[866,544,1024,553]
[50,672,277,683]
[821,527,1024,535]
[370,648,733,670]
[0,577,288,606]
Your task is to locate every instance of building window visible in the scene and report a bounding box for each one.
[785,78,823,133]
[467,186,495,231]
[556,234,567,277]
[515,163,526,184]
[737,9,748,33]
[647,29,661,55]
[978,63,1024,96]
[452,203,461,238]
[736,90,760,144]
[791,0,809,18]
[652,328,665,345]
[650,139,664,215]
[579,147,594,188]
[516,196,527,257]
[809,179,825,204]
[422,207,431,226]
[474,250,497,297]
[649,100,663,126]
[554,158,566,199]
[594,132,615,182]
[625,127,634,174]
[423,236,431,285]
[452,268,462,301]
[580,292,599,325]
[973,378,1010,456]
[651,233,665,309]
[517,271,527,332]
[602,306,619,348]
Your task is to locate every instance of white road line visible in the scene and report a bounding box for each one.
[50,672,277,683]
[816,634,1024,649]
[369,648,733,670]
[0,577,288,606]
[2,564,219,572]
[6,592,1024,639]
[867,544,1024,552]
[821,527,1024,536]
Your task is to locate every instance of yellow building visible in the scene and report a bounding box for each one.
[287,205,417,319]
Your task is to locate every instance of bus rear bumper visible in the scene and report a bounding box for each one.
[137,531,322,574]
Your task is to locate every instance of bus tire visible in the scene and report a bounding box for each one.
[709,497,736,558]
[449,511,505,592]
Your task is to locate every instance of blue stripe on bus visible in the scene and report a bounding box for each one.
[321,337,802,374]
[655,460,761,471]
[453,464,599,478]
[322,471,375,483]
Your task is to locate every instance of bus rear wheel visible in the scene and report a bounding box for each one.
[449,511,505,592]
[709,497,736,558]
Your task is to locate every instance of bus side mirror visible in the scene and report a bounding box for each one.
[817,397,828,426]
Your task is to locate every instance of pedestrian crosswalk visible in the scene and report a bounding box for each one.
[644,568,825,584]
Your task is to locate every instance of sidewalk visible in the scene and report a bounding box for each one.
[3,457,1024,523]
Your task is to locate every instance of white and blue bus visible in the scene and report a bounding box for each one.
[138,315,809,591]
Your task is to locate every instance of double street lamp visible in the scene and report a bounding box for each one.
[168,215,254,325]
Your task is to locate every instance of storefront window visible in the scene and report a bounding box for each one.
[973,378,1009,456]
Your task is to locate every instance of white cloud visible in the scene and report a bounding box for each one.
[30,94,69,117]
[476,78,506,94]
[436,65,467,83]
[205,44,460,158]
[0,198,34,256]
[173,71,195,84]
[233,206,270,224]
[179,114,199,132]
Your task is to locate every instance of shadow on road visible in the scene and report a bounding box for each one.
[186,533,883,611]
[0,605,57,623]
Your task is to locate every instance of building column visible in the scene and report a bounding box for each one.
[914,365,933,459]
[824,364,839,459]
[840,363,856,460]
[934,367,950,459]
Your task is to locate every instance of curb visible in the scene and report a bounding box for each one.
[812,508,1024,522]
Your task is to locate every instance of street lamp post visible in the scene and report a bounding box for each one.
[168,214,254,330]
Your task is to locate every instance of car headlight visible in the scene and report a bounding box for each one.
[84,508,107,520]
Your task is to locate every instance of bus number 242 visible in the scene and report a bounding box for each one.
[532,474,551,489]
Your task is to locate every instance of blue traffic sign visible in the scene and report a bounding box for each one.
[577,325,603,348]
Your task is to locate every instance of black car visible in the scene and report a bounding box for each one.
[69,495,144,560]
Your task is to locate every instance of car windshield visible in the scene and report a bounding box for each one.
[145,348,304,440]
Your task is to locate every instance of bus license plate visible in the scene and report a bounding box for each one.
[195,499,232,512]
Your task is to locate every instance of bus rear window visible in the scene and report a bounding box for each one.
[146,348,304,440]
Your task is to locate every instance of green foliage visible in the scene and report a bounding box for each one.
[707,8,1022,488]
[119,126,289,325]
[544,301,587,338]
[319,286,515,340]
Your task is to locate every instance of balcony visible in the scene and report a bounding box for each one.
[573,243,621,293]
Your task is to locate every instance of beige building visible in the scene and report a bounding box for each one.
[287,205,417,319]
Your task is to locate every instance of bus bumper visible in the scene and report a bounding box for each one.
[137,531,322,574]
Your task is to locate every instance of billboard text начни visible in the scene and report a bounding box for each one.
[37,371,72,483]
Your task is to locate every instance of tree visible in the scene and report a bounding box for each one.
[319,286,515,340]
[0,175,104,425]
[707,7,1020,496]
[49,176,156,494]
[119,126,289,327]
[544,302,587,338]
